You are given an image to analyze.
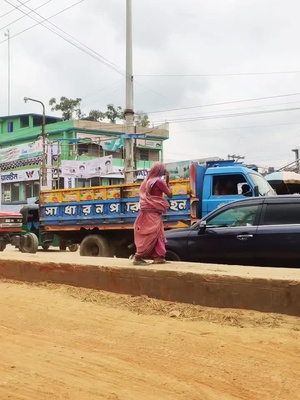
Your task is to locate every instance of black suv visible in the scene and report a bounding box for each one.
[165,196,300,267]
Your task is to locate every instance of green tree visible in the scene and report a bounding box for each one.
[135,111,150,127]
[105,104,124,123]
[49,97,83,120]
[86,109,106,122]
[49,97,150,126]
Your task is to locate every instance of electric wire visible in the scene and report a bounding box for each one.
[0,0,31,19]
[146,92,300,114]
[0,0,53,31]
[6,0,126,76]
[136,71,300,77]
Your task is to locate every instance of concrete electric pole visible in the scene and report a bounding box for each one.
[292,148,300,173]
[124,0,135,183]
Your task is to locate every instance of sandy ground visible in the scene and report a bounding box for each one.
[0,280,300,400]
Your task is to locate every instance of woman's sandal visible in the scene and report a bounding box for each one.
[152,257,169,264]
[133,258,149,266]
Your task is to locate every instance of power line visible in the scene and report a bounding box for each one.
[149,106,300,125]
[3,0,126,76]
[0,0,31,19]
[150,100,300,122]
[0,0,53,31]
[136,70,300,77]
[170,121,300,134]
[12,0,126,75]
[0,1,85,43]
[1,1,190,111]
[81,79,125,101]
[146,92,300,114]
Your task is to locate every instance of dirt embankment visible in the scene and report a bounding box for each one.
[0,280,300,400]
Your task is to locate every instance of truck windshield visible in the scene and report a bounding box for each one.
[248,173,276,196]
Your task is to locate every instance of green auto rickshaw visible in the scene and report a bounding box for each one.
[19,204,79,252]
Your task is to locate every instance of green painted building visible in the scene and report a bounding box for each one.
[0,114,169,211]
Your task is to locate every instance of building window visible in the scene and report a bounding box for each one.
[2,182,20,202]
[77,143,103,157]
[7,121,13,132]
[76,178,102,188]
[104,150,123,159]
[25,181,40,200]
[20,115,29,128]
[90,177,101,187]
[139,149,149,161]
[109,178,122,185]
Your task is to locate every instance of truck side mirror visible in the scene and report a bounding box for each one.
[198,221,206,234]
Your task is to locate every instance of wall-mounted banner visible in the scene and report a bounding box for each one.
[1,168,40,183]
[100,167,150,180]
[102,138,124,152]
[77,133,161,151]
[0,140,42,163]
[136,139,161,148]
[60,156,113,179]
[165,157,221,179]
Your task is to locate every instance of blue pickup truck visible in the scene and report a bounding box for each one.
[39,160,275,257]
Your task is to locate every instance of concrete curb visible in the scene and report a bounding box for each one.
[0,258,299,316]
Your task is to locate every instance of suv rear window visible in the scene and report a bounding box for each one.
[263,202,300,225]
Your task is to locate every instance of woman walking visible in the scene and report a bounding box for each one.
[133,162,172,265]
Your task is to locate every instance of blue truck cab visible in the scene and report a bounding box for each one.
[192,160,275,218]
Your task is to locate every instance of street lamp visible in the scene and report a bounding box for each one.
[24,97,47,187]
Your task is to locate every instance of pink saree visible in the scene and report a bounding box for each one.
[134,175,169,259]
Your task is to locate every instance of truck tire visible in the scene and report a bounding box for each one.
[165,250,181,261]
[68,244,79,252]
[80,235,110,257]
[20,233,38,254]
[59,240,67,251]
[0,242,6,252]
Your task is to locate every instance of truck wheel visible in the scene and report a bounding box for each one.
[80,235,110,257]
[68,244,79,252]
[59,240,67,251]
[0,242,6,252]
[165,250,181,261]
[42,244,50,251]
[20,233,39,254]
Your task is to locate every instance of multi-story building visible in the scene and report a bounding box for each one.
[0,113,169,210]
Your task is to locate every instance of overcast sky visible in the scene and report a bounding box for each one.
[1,0,300,169]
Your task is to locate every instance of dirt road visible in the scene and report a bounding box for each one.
[0,280,300,400]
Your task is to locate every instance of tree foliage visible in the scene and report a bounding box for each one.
[49,97,83,120]
[86,109,106,122]
[49,97,150,126]
[135,111,150,127]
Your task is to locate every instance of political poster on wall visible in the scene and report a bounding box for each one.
[60,156,113,179]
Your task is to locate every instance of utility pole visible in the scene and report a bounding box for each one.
[4,29,10,115]
[292,148,299,173]
[24,97,47,187]
[228,154,245,162]
[124,0,135,183]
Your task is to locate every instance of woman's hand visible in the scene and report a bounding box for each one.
[165,171,170,185]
